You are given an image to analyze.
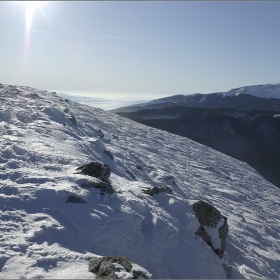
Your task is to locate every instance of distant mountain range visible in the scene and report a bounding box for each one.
[110,83,280,113]
[114,83,280,188]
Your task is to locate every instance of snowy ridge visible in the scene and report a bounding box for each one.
[221,83,280,99]
[0,84,280,278]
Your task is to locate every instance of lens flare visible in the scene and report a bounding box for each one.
[25,1,40,30]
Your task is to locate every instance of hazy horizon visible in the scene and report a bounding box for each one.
[1,1,280,101]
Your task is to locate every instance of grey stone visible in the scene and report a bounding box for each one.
[142,186,172,196]
[69,115,77,125]
[89,255,134,279]
[133,270,150,279]
[81,179,115,194]
[97,129,104,138]
[65,196,85,203]
[76,162,111,181]
[193,200,228,259]
[136,164,143,171]
[102,256,132,272]
[89,257,102,273]
[97,261,117,279]
[64,108,69,113]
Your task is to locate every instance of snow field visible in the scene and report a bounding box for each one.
[0,84,280,278]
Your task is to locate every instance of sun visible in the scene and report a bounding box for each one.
[24,1,42,30]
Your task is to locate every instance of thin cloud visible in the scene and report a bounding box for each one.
[31,29,51,34]
[107,35,157,46]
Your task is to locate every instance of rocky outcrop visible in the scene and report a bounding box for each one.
[88,255,152,279]
[142,186,172,196]
[65,196,85,203]
[76,162,111,181]
[81,179,115,194]
[193,200,228,259]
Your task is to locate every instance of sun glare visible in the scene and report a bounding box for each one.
[24,1,41,30]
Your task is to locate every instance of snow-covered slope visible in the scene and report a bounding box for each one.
[223,83,280,99]
[0,84,280,279]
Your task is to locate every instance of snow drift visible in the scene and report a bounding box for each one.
[0,84,280,278]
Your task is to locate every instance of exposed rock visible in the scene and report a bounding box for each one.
[193,200,228,259]
[81,179,115,194]
[88,255,151,279]
[142,186,172,196]
[112,135,119,140]
[65,195,85,203]
[97,129,104,138]
[64,108,69,113]
[69,115,77,125]
[133,270,150,279]
[88,257,102,273]
[136,164,143,171]
[76,162,111,181]
[98,261,117,279]
[104,150,114,160]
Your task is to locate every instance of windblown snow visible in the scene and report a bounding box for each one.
[0,84,280,279]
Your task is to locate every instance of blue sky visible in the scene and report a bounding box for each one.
[1,1,280,103]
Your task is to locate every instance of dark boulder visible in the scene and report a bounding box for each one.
[136,164,143,171]
[68,115,77,125]
[65,196,85,203]
[76,162,111,181]
[88,255,151,279]
[97,129,104,138]
[81,179,115,194]
[142,186,172,196]
[193,200,228,259]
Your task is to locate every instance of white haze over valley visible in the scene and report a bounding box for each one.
[45,89,182,111]
[0,84,280,278]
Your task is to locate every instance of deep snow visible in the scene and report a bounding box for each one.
[0,84,280,278]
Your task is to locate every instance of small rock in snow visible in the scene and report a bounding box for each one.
[81,179,115,194]
[65,195,85,203]
[136,164,143,171]
[142,186,172,196]
[76,162,111,181]
[97,129,104,138]
[193,200,228,258]
[89,255,152,279]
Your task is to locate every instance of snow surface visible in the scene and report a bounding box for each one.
[0,84,280,278]
[221,83,280,99]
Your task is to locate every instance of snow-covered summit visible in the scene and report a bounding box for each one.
[221,83,280,99]
[0,83,280,278]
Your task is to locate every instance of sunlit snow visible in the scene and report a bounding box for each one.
[0,84,280,278]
